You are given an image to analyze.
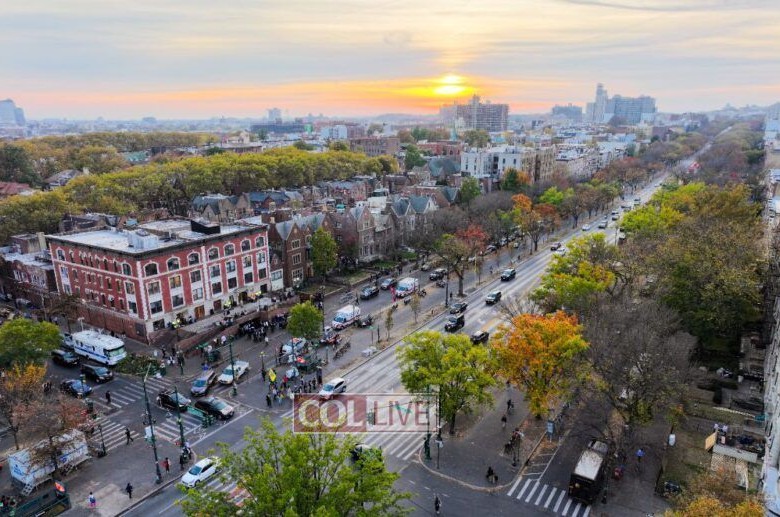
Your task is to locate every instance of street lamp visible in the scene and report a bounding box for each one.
[97,423,106,457]
[444,273,450,308]
[260,351,266,373]
[228,340,238,397]
[142,365,163,484]
[174,386,187,452]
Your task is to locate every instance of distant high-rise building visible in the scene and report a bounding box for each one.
[0,99,24,126]
[586,84,656,124]
[444,95,509,132]
[267,108,282,122]
[551,104,583,122]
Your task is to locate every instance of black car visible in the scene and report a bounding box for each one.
[157,389,191,412]
[194,396,235,420]
[380,277,397,290]
[429,268,447,281]
[60,379,92,398]
[550,242,563,251]
[449,302,468,315]
[485,290,502,305]
[356,314,374,328]
[471,330,490,345]
[51,349,80,367]
[360,285,379,300]
[80,363,113,383]
[444,314,465,332]
[190,369,217,397]
[500,268,516,281]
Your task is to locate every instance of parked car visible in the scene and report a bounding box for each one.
[157,389,191,412]
[550,242,563,251]
[500,268,517,281]
[471,330,490,345]
[484,244,497,254]
[420,263,432,272]
[194,396,235,420]
[485,290,502,305]
[380,277,397,290]
[60,379,92,398]
[282,338,309,357]
[190,369,217,397]
[611,213,620,221]
[51,349,79,367]
[553,246,568,256]
[319,377,347,400]
[581,224,591,231]
[449,302,468,315]
[181,457,220,488]
[597,220,608,229]
[429,268,447,281]
[356,314,374,328]
[218,360,250,385]
[80,363,113,383]
[444,314,465,332]
[360,285,379,300]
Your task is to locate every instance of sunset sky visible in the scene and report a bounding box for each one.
[3,0,779,119]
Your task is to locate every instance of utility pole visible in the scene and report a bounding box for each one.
[444,273,450,308]
[229,340,238,397]
[142,365,163,484]
[174,386,186,451]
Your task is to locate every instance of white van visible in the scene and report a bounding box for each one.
[71,330,127,366]
[331,305,361,330]
[395,277,419,298]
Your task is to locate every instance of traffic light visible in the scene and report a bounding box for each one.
[202,414,214,428]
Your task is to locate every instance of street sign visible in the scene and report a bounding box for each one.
[546,420,554,435]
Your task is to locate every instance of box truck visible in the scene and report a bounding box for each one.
[9,430,89,491]
[395,277,419,298]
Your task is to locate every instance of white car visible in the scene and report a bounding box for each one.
[553,246,568,256]
[218,360,250,385]
[181,457,219,488]
[318,377,347,400]
[581,224,591,231]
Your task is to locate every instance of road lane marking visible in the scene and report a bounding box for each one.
[507,476,523,497]
[553,489,566,512]
[524,481,539,503]
[562,498,572,516]
[534,484,548,505]
[515,478,533,500]
[545,487,558,508]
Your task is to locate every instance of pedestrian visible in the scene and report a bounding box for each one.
[636,448,645,463]
[125,483,133,499]
[501,414,507,429]
[264,336,269,347]
[163,457,170,473]
[125,427,133,444]
[179,454,187,471]
[506,399,514,414]
[266,393,272,408]
[434,494,441,515]
[261,368,266,382]
[88,492,96,509]
[105,391,112,406]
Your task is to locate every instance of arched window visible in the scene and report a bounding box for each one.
[224,244,235,256]
[208,248,219,260]
[167,257,180,271]
[241,240,251,252]
[188,253,200,265]
[144,263,158,276]
[56,249,65,261]
[122,263,132,276]
[255,236,265,248]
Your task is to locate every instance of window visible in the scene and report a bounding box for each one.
[103,259,108,269]
[258,267,267,279]
[150,300,163,314]
[241,240,250,251]
[208,248,219,260]
[147,281,161,296]
[128,301,137,314]
[192,287,203,301]
[244,272,253,284]
[291,239,300,249]
[69,251,74,262]
[167,257,180,271]
[225,260,236,273]
[271,270,283,281]
[243,256,252,268]
[117,282,122,293]
[106,278,112,290]
[56,249,65,261]
[119,299,125,310]
[255,236,265,247]
[109,296,115,308]
[113,261,118,272]
[224,244,235,256]
[122,263,132,276]
[292,253,302,265]
[257,251,266,264]
[190,270,202,283]
[169,275,182,289]
[188,253,200,265]
[210,265,221,278]
[125,282,135,295]
[171,294,184,307]
[144,263,158,276]
[228,277,237,289]
[101,294,106,305]
[59,266,69,280]
[212,282,222,294]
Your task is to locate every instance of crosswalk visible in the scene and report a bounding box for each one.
[92,418,140,453]
[91,375,174,410]
[506,477,591,517]
[153,411,205,445]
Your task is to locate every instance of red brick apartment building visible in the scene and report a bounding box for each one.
[47,219,270,342]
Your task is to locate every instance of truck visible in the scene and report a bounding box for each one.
[9,430,89,491]
[331,305,361,330]
[70,330,127,366]
[568,439,609,504]
[395,277,419,298]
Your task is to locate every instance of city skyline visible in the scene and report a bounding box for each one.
[2,0,779,119]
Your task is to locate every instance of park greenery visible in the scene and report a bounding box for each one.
[310,227,338,279]
[286,301,324,342]
[179,419,410,516]
[0,318,61,368]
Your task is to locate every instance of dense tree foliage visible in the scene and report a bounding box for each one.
[286,301,324,342]
[0,318,62,369]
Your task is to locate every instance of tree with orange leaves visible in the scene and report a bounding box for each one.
[492,311,588,417]
[0,363,46,450]
[511,194,547,253]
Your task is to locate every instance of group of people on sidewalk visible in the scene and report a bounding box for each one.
[263,370,323,408]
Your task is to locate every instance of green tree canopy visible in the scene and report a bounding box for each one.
[397,330,496,433]
[0,319,62,368]
[458,176,481,207]
[403,144,426,171]
[179,419,410,516]
[462,129,490,148]
[538,186,565,207]
[310,227,338,278]
[286,301,324,341]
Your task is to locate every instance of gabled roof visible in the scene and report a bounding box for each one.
[0,182,33,196]
[428,157,459,178]
[296,213,326,232]
[391,198,410,217]
[409,195,435,214]
[274,220,296,241]
[249,191,290,204]
[441,186,459,204]
[44,169,83,186]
